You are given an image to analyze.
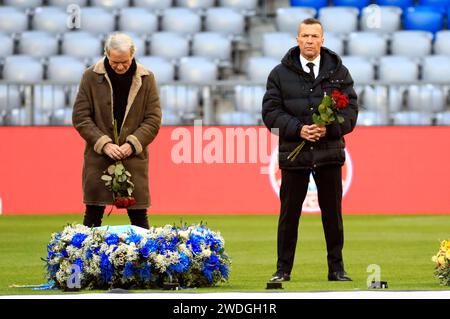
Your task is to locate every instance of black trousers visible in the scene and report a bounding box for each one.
[83,205,149,229]
[277,165,345,275]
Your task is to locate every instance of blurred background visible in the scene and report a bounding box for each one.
[0,0,449,127]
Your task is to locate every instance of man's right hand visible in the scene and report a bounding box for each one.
[300,125,326,142]
[103,143,125,160]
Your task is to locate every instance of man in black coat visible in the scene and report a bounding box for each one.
[262,18,358,282]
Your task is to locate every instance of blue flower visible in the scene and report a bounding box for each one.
[125,232,142,245]
[61,249,68,258]
[205,234,222,252]
[187,234,204,254]
[105,234,119,246]
[138,263,152,281]
[202,254,220,283]
[100,253,114,283]
[140,240,157,258]
[85,248,93,260]
[168,252,190,273]
[73,258,84,272]
[123,262,136,279]
[71,233,88,249]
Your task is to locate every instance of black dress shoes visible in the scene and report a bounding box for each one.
[270,271,291,282]
[328,271,352,281]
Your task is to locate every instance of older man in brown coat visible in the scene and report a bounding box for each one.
[73,32,162,229]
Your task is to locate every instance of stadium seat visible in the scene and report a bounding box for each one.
[178,57,218,83]
[435,111,450,125]
[434,31,450,55]
[78,7,116,34]
[62,32,103,59]
[3,108,32,126]
[0,7,28,33]
[361,5,402,33]
[375,0,413,10]
[3,56,44,84]
[217,111,259,125]
[379,56,419,84]
[176,0,215,9]
[323,32,344,56]
[390,31,433,57]
[275,7,317,34]
[341,56,375,84]
[34,85,67,113]
[50,108,72,126]
[262,32,296,60]
[48,0,87,6]
[290,0,328,11]
[133,0,172,10]
[234,85,265,113]
[403,6,444,33]
[356,110,389,125]
[0,85,21,111]
[359,85,389,112]
[219,0,258,10]
[421,55,450,84]
[18,31,59,58]
[161,109,183,125]
[388,85,408,112]
[392,111,434,125]
[159,85,199,114]
[205,8,245,35]
[319,7,359,34]
[91,0,130,10]
[47,56,86,84]
[32,6,67,34]
[121,32,147,56]
[118,8,158,35]
[0,33,14,58]
[333,0,371,10]
[149,32,189,60]
[417,0,450,9]
[162,8,202,35]
[247,56,279,83]
[347,32,388,58]
[406,85,445,112]
[3,0,42,8]
[137,56,175,83]
[192,32,232,61]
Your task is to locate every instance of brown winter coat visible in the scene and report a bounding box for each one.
[72,57,162,209]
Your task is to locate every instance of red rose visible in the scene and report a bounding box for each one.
[129,197,137,206]
[331,90,348,109]
[115,197,125,208]
[122,198,130,207]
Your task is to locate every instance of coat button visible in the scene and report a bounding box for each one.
[313,164,317,168]
[310,146,314,150]
[310,89,313,92]
[310,107,313,111]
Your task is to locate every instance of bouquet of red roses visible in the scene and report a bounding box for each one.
[287,90,349,161]
[101,120,136,210]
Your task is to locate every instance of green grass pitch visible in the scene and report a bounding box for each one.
[0,214,449,295]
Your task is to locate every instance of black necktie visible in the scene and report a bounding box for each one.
[306,62,315,79]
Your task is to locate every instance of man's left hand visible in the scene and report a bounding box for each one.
[119,143,133,159]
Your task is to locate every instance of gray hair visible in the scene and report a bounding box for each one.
[104,32,136,56]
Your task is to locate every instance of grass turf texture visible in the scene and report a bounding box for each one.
[0,214,449,295]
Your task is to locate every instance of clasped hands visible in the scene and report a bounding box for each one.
[300,124,326,142]
[103,142,133,161]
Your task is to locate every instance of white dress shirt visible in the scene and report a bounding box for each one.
[299,54,321,79]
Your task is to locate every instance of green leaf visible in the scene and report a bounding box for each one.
[101,175,112,181]
[127,187,133,196]
[115,164,125,176]
[322,95,332,107]
[125,171,131,177]
[320,113,329,122]
[112,180,120,192]
[329,115,336,122]
[318,103,327,114]
[312,113,325,125]
[337,115,345,124]
[107,165,115,175]
[118,174,127,183]
[127,180,135,188]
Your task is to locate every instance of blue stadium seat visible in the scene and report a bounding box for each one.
[418,0,450,9]
[376,0,414,10]
[333,0,371,10]
[290,0,328,11]
[403,6,444,33]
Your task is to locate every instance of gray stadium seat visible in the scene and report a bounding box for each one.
[422,55,450,84]
[0,7,28,33]
[137,56,175,83]
[392,111,434,125]
[262,32,296,60]
[3,55,44,84]
[79,7,116,34]
[0,33,14,58]
[48,0,87,6]
[192,32,232,61]
[347,32,388,58]
[34,85,67,113]
[121,32,146,57]
[390,31,433,57]
[91,0,130,10]
[275,7,317,34]
[379,56,419,84]
[32,6,67,34]
[319,7,359,34]
[159,85,199,114]
[388,85,408,112]
[118,8,158,35]
[176,0,214,9]
[205,8,245,35]
[357,110,389,125]
[359,85,388,112]
[361,5,402,33]
[161,109,183,125]
[18,31,59,58]
[133,0,172,10]
[406,85,445,112]
[3,0,42,9]
[434,31,450,55]
[323,32,344,56]
[435,112,450,125]
[247,56,279,83]
[50,108,72,125]
[62,32,103,59]
[341,56,375,84]
[0,85,21,111]
[219,0,258,10]
[162,8,201,35]
[178,57,218,83]
[149,32,189,60]
[234,85,265,113]
[3,108,32,126]
[47,56,86,84]
[217,111,258,125]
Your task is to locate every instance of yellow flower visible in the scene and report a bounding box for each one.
[438,256,446,266]
[432,255,438,263]
[446,250,450,260]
